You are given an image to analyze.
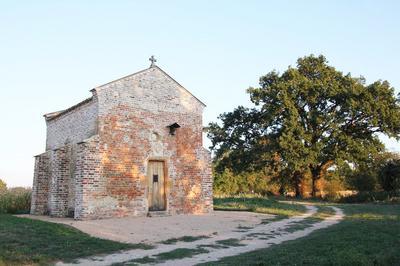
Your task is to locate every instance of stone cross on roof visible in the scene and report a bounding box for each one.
[149,55,157,67]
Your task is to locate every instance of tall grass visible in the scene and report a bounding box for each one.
[0,187,31,214]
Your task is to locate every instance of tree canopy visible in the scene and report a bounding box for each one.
[208,55,400,196]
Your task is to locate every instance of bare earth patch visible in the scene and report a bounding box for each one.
[19,211,273,244]
[21,205,344,266]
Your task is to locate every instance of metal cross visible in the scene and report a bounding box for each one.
[149,55,157,67]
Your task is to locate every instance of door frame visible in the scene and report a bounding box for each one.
[146,158,168,212]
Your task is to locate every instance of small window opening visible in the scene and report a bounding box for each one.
[153,174,159,183]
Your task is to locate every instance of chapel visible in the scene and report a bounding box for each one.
[31,57,213,219]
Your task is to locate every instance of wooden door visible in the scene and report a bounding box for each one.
[147,161,166,211]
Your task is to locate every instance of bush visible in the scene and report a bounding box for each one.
[347,170,379,192]
[347,152,400,192]
[213,169,240,195]
[338,190,400,203]
[213,169,277,196]
[0,178,6,192]
[0,187,31,214]
[378,160,400,192]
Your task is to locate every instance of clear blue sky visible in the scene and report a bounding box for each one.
[1,1,399,187]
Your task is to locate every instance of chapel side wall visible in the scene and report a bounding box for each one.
[46,97,98,150]
[31,152,51,215]
[42,96,98,218]
[81,66,212,218]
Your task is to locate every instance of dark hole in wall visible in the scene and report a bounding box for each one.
[67,209,75,218]
[153,174,159,183]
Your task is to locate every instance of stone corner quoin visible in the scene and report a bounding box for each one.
[30,62,213,220]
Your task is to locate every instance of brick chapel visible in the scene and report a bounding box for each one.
[31,57,213,219]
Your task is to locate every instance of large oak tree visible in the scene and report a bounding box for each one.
[208,55,400,197]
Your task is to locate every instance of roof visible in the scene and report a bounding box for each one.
[92,65,206,107]
[44,97,93,121]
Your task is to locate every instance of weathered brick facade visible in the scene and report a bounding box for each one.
[31,63,213,219]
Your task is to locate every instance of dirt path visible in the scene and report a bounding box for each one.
[57,205,344,266]
[21,211,272,244]
[161,206,344,266]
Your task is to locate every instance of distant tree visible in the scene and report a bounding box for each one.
[378,158,400,193]
[208,55,400,197]
[0,179,6,192]
[349,152,400,191]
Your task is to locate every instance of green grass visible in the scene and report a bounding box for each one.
[156,247,209,260]
[215,238,245,247]
[234,225,254,232]
[0,214,153,265]
[160,235,210,245]
[196,239,246,250]
[201,203,400,266]
[237,225,253,230]
[112,256,157,265]
[214,196,306,219]
[115,247,210,265]
[198,244,229,249]
[261,214,289,224]
[281,206,336,233]
[246,232,278,240]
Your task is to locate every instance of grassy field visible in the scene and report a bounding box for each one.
[202,203,400,266]
[0,214,152,265]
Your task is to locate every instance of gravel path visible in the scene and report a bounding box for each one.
[56,204,344,266]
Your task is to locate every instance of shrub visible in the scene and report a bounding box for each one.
[213,169,240,195]
[0,187,31,214]
[0,179,6,192]
[347,170,379,192]
[378,160,400,192]
[347,152,400,192]
[338,191,400,203]
[213,169,277,196]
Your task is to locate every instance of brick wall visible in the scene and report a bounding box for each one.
[74,135,104,219]
[200,147,213,212]
[41,95,99,217]
[48,147,71,217]
[82,66,214,218]
[46,97,98,150]
[31,151,51,215]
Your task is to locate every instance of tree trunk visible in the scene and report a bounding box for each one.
[294,183,301,198]
[311,178,317,197]
[310,166,319,197]
[293,171,303,198]
[310,160,334,198]
[279,185,285,196]
[311,166,322,198]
